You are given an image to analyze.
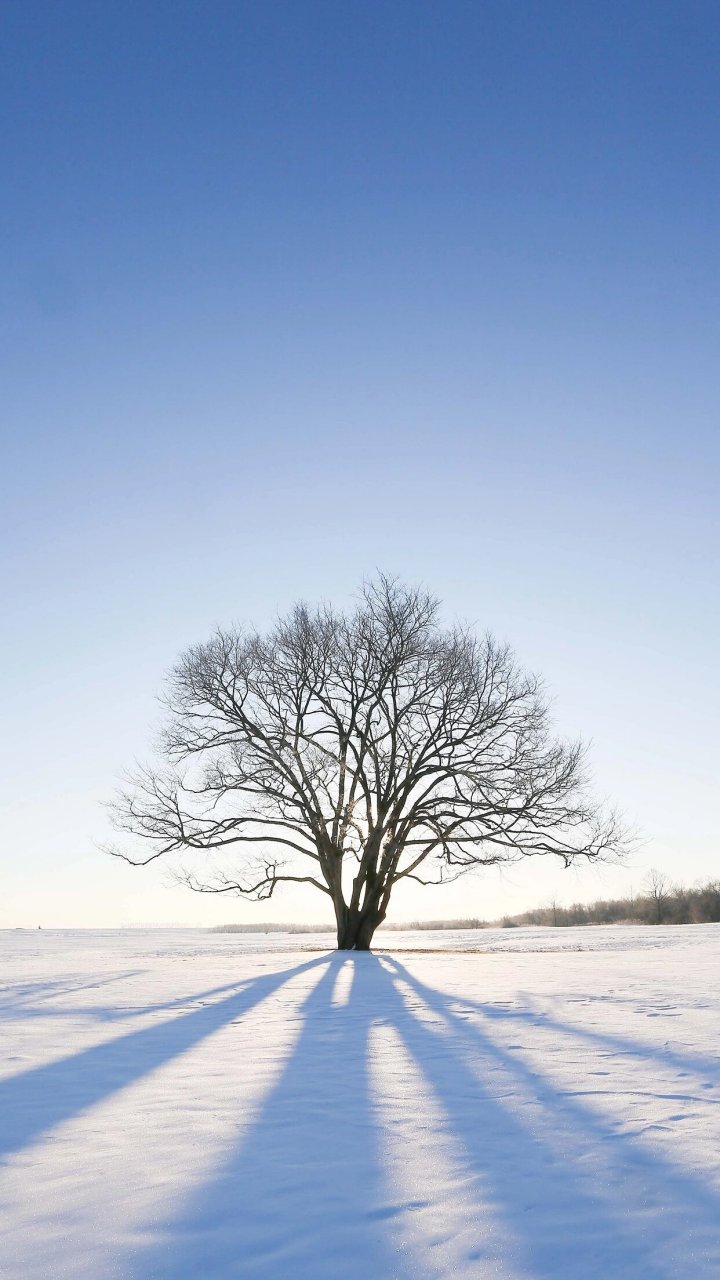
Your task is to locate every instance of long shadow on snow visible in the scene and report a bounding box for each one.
[119,955,720,1280]
[384,957,720,1278]
[474,983,712,1085]
[0,956,327,1161]
[122,956,421,1280]
[0,975,276,1024]
[449,986,720,1091]
[0,971,148,1014]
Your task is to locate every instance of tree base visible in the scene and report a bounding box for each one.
[336,913,380,951]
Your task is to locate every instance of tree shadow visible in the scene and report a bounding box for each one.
[0,973,282,1024]
[116,954,720,1280]
[0,955,328,1161]
[0,971,148,1016]
[382,957,720,1277]
[4,954,719,1278]
[121,955,421,1280]
[440,983,720,1090]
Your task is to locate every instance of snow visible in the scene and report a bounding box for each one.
[1,925,719,1278]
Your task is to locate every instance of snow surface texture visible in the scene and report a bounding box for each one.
[1,925,719,1279]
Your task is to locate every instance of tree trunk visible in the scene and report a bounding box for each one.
[353,913,381,950]
[335,903,383,950]
[331,855,386,951]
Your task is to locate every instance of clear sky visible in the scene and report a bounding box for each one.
[2,1,718,928]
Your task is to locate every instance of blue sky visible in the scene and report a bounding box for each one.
[2,1,718,926]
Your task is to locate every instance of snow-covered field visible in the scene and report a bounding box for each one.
[1,925,719,1279]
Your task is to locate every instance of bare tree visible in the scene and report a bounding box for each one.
[643,868,671,924]
[107,576,626,950]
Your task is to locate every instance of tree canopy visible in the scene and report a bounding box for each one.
[109,576,625,949]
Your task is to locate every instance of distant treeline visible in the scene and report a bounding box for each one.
[393,877,720,929]
[211,922,331,934]
[498,878,720,927]
[211,878,720,934]
[210,918,486,934]
[382,918,485,930]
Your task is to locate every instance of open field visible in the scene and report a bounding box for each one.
[1,925,719,1278]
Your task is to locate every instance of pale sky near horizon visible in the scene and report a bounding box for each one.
[2,1,719,928]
